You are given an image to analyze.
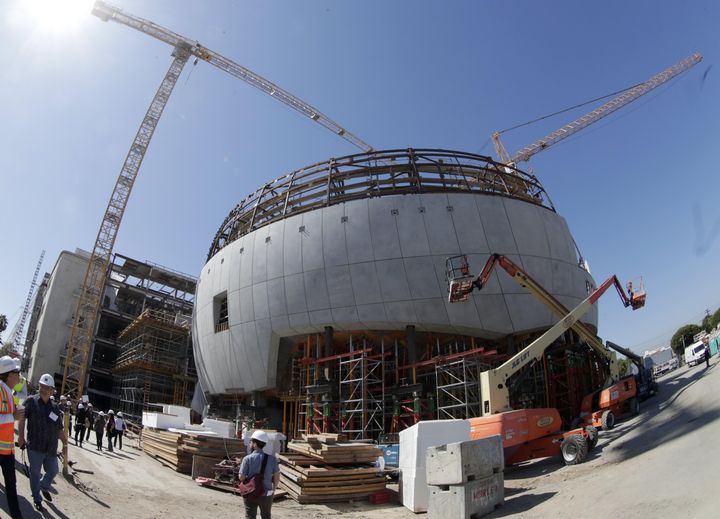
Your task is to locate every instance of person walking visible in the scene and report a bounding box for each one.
[0,357,25,519]
[239,430,280,519]
[106,410,116,452]
[18,373,67,512]
[93,412,105,451]
[85,403,94,442]
[113,412,126,450]
[74,403,87,447]
[58,395,72,439]
[85,402,95,442]
[704,342,711,368]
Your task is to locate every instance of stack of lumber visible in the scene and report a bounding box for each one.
[142,428,245,474]
[287,434,382,464]
[279,434,386,503]
[142,428,188,472]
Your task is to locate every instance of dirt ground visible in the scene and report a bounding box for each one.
[1,359,718,518]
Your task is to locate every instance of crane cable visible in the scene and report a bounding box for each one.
[497,81,645,135]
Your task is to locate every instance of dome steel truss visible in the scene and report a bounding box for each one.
[208,148,554,260]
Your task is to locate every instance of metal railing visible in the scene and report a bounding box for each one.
[208,148,553,260]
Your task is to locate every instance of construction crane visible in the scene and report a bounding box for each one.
[10,250,45,356]
[61,1,374,399]
[492,52,703,165]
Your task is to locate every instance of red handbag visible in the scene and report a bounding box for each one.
[238,454,268,498]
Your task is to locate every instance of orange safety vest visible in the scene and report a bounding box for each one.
[0,382,16,455]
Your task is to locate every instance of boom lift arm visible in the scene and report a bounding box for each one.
[492,52,702,165]
[446,254,644,415]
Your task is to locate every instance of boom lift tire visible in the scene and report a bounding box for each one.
[600,410,615,431]
[629,397,640,416]
[585,426,599,451]
[560,434,588,465]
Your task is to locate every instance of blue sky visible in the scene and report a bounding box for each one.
[1,0,718,354]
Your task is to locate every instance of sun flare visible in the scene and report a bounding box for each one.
[18,0,95,34]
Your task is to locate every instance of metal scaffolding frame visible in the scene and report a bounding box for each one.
[113,309,194,418]
[338,353,385,440]
[435,358,481,420]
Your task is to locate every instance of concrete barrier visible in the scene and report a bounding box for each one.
[428,473,504,519]
[426,435,503,486]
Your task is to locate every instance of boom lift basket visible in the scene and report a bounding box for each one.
[626,277,646,310]
[445,255,474,303]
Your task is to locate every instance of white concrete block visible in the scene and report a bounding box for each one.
[399,419,471,471]
[399,468,429,513]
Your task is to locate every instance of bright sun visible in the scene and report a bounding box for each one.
[18,0,95,34]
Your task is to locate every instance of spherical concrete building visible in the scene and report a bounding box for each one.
[193,149,596,433]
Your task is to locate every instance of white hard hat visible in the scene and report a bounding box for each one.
[251,430,269,443]
[0,356,19,375]
[117,412,123,417]
[39,373,55,388]
[108,409,114,415]
[60,395,67,401]
[78,404,84,409]
[98,411,105,416]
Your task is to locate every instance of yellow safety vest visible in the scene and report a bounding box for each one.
[13,377,27,407]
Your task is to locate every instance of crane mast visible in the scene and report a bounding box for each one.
[493,52,702,165]
[11,250,45,356]
[61,1,373,399]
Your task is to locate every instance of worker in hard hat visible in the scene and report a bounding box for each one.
[114,411,126,450]
[0,356,24,519]
[18,373,68,512]
[105,410,116,452]
[74,403,87,448]
[85,403,94,443]
[93,411,106,451]
[12,372,27,407]
[238,430,280,519]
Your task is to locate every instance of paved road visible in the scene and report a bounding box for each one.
[489,358,720,518]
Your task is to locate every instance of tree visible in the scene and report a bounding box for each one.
[709,308,720,331]
[618,358,630,377]
[670,324,703,356]
[0,314,7,345]
[0,341,15,357]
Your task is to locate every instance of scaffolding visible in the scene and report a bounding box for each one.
[435,358,481,420]
[338,353,385,440]
[114,309,194,418]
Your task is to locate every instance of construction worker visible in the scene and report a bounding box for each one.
[85,403,94,442]
[114,411,126,450]
[94,412,106,451]
[0,356,24,519]
[106,410,116,452]
[704,342,711,368]
[239,430,280,519]
[12,374,27,407]
[18,373,68,512]
[74,403,87,447]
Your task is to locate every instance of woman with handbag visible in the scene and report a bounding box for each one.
[238,430,279,519]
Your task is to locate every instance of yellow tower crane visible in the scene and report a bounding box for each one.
[492,52,702,166]
[61,1,374,400]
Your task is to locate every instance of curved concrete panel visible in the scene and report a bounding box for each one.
[193,192,596,394]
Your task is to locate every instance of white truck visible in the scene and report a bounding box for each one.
[684,340,707,367]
